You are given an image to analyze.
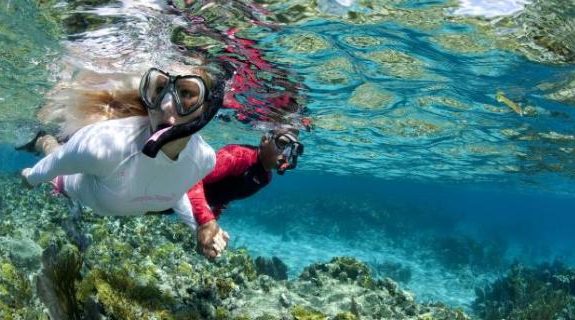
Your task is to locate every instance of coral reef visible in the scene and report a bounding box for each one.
[369,260,412,284]
[474,261,575,320]
[0,175,471,319]
[428,236,507,273]
[37,242,83,319]
[0,258,44,319]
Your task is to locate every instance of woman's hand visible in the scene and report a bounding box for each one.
[197,220,229,259]
[21,168,33,189]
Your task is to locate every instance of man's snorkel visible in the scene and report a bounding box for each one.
[141,68,228,158]
[277,140,304,175]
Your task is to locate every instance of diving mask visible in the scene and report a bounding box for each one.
[140,67,227,158]
[139,68,208,116]
[273,132,304,175]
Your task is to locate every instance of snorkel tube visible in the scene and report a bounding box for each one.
[277,141,303,175]
[269,128,303,175]
[142,75,226,158]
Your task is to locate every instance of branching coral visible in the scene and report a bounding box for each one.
[37,242,83,320]
[474,261,575,320]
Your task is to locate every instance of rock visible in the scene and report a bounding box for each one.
[279,292,291,308]
[255,256,289,281]
[0,236,43,271]
[258,275,274,293]
[382,277,398,295]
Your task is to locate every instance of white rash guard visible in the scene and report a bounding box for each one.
[26,116,216,231]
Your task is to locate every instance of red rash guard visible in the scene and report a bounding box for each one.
[188,144,272,225]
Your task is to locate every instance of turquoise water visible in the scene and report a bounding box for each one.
[2,0,575,316]
[258,20,575,185]
[0,0,60,142]
[222,171,575,306]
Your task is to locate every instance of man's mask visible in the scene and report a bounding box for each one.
[270,130,304,175]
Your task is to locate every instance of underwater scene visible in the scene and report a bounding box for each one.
[1,0,575,319]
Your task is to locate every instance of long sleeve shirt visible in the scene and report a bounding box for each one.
[26,116,215,230]
[188,144,271,225]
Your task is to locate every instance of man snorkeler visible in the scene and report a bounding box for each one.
[190,126,303,258]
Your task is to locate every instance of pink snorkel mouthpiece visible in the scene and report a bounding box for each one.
[147,126,173,143]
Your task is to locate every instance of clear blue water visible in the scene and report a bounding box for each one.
[0,0,60,136]
[256,19,575,184]
[1,0,575,311]
[219,169,575,306]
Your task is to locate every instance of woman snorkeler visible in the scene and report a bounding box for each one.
[20,61,232,258]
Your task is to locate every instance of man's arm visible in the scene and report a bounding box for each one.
[175,193,229,259]
[188,181,216,225]
[188,145,254,225]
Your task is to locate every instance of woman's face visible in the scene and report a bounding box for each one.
[145,69,210,132]
[148,93,205,132]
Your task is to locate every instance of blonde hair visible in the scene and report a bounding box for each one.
[39,63,220,139]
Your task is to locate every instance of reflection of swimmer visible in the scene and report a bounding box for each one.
[318,0,355,15]
[19,65,231,258]
[191,127,303,258]
[169,1,312,130]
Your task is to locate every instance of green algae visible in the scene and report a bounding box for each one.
[316,69,353,85]
[374,117,444,138]
[254,314,278,320]
[0,260,34,313]
[36,0,127,35]
[291,305,328,320]
[271,3,324,24]
[228,248,259,281]
[0,255,44,317]
[77,268,175,318]
[93,278,172,319]
[333,312,358,320]
[314,112,446,140]
[258,0,574,66]
[313,113,352,131]
[509,0,575,64]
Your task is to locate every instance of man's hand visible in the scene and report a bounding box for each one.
[21,168,33,189]
[197,220,229,259]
